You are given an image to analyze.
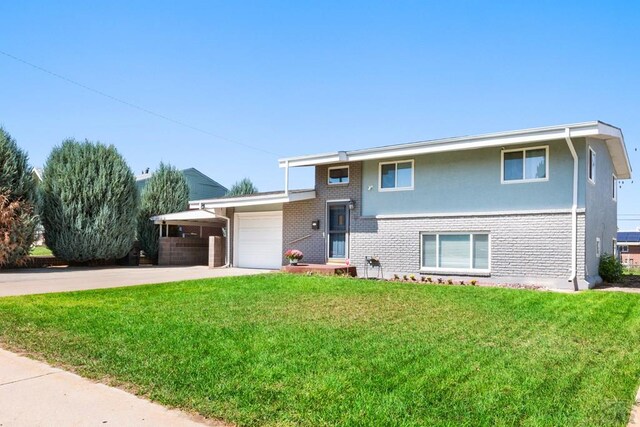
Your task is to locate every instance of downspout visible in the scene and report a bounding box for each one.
[564,128,578,288]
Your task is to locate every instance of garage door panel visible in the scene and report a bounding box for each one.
[234,212,283,269]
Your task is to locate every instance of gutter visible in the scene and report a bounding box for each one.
[564,128,578,288]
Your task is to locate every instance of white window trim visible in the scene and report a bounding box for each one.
[612,174,617,202]
[379,159,414,192]
[327,165,349,186]
[613,238,617,257]
[588,147,596,184]
[621,245,629,253]
[500,145,549,184]
[419,232,491,274]
[596,237,601,258]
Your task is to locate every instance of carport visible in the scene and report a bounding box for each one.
[150,209,230,267]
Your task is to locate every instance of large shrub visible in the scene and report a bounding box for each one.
[137,162,189,261]
[0,193,33,266]
[0,128,37,266]
[599,253,624,283]
[226,177,258,197]
[40,139,138,262]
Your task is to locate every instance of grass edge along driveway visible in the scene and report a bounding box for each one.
[1,274,640,427]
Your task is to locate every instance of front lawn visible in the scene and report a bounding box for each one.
[1,275,640,426]
[29,245,53,256]
[625,267,640,276]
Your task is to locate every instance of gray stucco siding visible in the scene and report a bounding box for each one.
[584,137,618,284]
[361,138,589,216]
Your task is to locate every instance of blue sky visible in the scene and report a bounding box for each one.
[1,1,639,225]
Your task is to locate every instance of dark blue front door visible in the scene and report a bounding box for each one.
[328,203,348,259]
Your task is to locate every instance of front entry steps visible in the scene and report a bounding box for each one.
[281,263,357,277]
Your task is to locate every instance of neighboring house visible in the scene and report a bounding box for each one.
[32,167,44,184]
[136,167,227,200]
[617,231,640,266]
[31,167,45,246]
[138,168,228,246]
[154,121,631,290]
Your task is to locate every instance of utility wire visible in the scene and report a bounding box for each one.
[0,49,279,157]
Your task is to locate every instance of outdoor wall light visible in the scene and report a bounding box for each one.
[311,220,320,230]
[348,200,356,210]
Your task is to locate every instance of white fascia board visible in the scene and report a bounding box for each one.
[595,122,632,179]
[275,121,631,178]
[278,152,345,168]
[152,220,224,227]
[188,190,316,209]
[150,209,219,222]
[346,123,602,162]
[278,122,603,167]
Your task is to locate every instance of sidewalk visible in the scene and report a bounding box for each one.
[0,348,224,427]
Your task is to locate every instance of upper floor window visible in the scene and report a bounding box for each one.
[379,160,414,191]
[621,245,629,253]
[588,147,596,184]
[328,166,349,185]
[501,146,548,183]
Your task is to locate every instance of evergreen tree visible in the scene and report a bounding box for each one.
[137,163,189,261]
[40,139,138,262]
[226,178,258,196]
[0,128,37,266]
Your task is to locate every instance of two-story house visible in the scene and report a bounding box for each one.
[154,121,631,290]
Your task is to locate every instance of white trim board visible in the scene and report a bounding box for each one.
[278,121,631,180]
[189,190,315,209]
[360,208,586,220]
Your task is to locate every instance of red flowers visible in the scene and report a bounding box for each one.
[284,249,304,261]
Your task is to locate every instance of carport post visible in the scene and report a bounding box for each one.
[284,160,289,195]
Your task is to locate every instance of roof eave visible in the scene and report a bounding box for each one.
[277,121,632,179]
[188,190,316,209]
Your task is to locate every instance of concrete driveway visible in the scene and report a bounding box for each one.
[0,266,271,297]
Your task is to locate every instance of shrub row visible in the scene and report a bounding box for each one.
[1,128,190,266]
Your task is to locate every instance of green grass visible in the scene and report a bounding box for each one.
[29,245,53,256]
[1,274,640,426]
[624,267,640,276]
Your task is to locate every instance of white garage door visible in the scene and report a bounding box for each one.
[234,211,283,269]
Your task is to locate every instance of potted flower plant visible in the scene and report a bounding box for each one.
[284,249,304,265]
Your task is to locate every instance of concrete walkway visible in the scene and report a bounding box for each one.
[0,266,271,297]
[0,348,225,426]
